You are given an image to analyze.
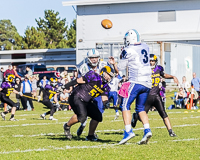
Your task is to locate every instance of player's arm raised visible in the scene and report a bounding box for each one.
[164,73,179,85]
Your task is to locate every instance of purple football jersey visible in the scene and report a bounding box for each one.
[150,65,164,95]
[72,70,110,102]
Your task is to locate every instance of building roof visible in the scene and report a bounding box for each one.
[0,48,76,55]
[62,0,175,6]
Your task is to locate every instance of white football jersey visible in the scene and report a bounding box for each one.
[78,61,108,77]
[109,77,120,92]
[117,43,152,88]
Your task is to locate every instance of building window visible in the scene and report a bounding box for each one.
[158,10,176,22]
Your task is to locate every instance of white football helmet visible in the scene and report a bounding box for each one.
[87,49,100,67]
[124,29,141,46]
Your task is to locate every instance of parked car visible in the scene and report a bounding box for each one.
[46,65,77,78]
[17,63,58,81]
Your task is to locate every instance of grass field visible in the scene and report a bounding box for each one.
[0,91,200,160]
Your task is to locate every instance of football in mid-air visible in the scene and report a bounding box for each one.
[101,19,113,29]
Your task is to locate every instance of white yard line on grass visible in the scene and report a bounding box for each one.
[0,123,198,138]
[0,138,199,154]
[0,122,64,128]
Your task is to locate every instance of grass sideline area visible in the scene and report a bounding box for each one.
[0,90,200,159]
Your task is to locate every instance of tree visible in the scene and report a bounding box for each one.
[66,19,76,48]
[35,10,68,48]
[0,19,25,50]
[24,27,46,49]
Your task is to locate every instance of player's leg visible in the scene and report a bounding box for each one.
[1,96,17,121]
[113,91,120,120]
[154,95,177,137]
[131,95,153,128]
[135,85,151,145]
[77,96,103,137]
[86,101,102,141]
[119,83,137,144]
[64,95,88,139]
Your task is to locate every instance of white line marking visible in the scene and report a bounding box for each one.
[0,138,199,154]
[0,123,198,138]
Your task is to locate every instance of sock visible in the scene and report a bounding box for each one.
[82,118,88,127]
[115,110,118,113]
[3,111,9,115]
[143,123,150,129]
[49,116,53,119]
[10,114,14,119]
[168,129,173,134]
[125,124,132,132]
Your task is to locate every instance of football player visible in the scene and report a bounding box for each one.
[131,54,178,137]
[40,77,60,120]
[0,74,23,121]
[108,75,121,120]
[63,66,114,141]
[77,49,110,137]
[109,29,152,145]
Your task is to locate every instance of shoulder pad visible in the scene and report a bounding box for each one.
[157,65,164,72]
[79,63,89,76]
[99,61,108,69]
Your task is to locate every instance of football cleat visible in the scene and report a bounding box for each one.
[63,123,72,139]
[40,114,46,120]
[1,112,6,121]
[138,128,152,145]
[77,125,86,137]
[169,132,177,137]
[119,129,135,145]
[49,116,57,121]
[131,112,138,128]
[85,135,98,141]
[114,112,119,120]
[9,118,18,121]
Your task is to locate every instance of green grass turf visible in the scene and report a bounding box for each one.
[0,91,200,160]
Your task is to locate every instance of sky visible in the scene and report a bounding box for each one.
[0,0,76,36]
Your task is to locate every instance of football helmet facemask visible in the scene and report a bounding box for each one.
[150,54,158,69]
[100,66,114,83]
[87,49,100,67]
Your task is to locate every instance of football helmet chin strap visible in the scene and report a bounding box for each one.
[87,57,100,67]
[102,72,112,83]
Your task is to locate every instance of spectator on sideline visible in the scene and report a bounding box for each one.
[72,70,78,80]
[59,88,70,110]
[31,75,39,99]
[61,70,71,82]
[62,78,73,93]
[191,72,200,105]
[0,67,4,86]
[13,66,21,79]
[38,76,50,101]
[25,66,33,79]
[14,78,22,110]
[179,76,190,97]
[20,77,34,111]
[175,87,185,108]
[4,65,14,78]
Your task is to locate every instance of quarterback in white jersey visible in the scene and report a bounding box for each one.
[77,49,109,138]
[109,29,152,145]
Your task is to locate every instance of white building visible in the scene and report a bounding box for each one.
[63,0,200,82]
[0,48,76,69]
